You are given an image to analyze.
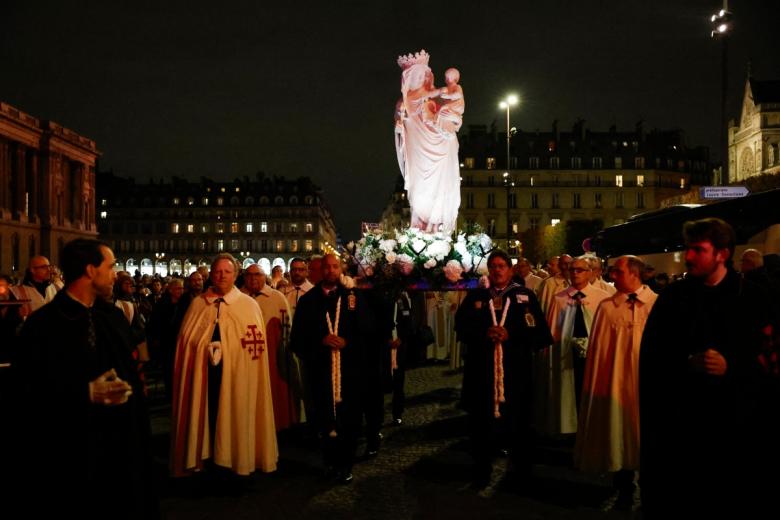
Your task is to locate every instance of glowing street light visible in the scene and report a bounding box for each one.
[499,94,519,251]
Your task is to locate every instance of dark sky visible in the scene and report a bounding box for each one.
[3,1,779,239]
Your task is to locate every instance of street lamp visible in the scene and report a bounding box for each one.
[710,2,732,185]
[499,94,519,251]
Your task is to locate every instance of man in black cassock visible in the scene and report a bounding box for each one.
[640,218,773,516]
[11,239,157,519]
[455,250,552,488]
[290,254,376,484]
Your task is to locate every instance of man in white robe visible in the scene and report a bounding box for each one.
[575,255,656,510]
[586,255,617,295]
[12,255,58,315]
[243,264,303,431]
[171,253,277,477]
[539,256,609,435]
[279,257,314,320]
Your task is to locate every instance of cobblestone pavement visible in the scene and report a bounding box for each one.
[150,362,641,519]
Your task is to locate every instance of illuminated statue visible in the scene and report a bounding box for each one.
[395,50,463,233]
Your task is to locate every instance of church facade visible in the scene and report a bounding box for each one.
[728,77,780,183]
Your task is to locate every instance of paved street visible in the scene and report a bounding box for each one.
[149,363,639,519]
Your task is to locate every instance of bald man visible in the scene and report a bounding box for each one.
[13,256,58,315]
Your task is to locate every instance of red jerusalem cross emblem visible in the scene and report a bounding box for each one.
[241,324,265,360]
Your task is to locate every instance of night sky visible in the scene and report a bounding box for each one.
[3,1,779,239]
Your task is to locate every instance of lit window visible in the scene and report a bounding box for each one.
[261,222,268,233]
[187,197,194,206]
[217,197,224,206]
[216,223,224,233]
[291,240,299,252]
[217,239,224,251]
[551,219,561,226]
[290,223,298,233]
[305,240,313,252]
[615,175,623,187]
[202,197,209,205]
[230,222,239,233]
[172,223,180,233]
[464,157,475,169]
[680,178,686,189]
[101,199,107,206]
[637,175,644,186]
[100,211,108,219]
[187,224,194,233]
[235,187,240,192]
[276,240,284,252]
[200,224,209,233]
[220,187,226,193]
[230,239,239,249]
[173,197,180,205]
[305,222,313,233]
[486,157,496,169]
[246,223,253,233]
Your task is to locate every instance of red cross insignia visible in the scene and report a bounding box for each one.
[241,324,265,360]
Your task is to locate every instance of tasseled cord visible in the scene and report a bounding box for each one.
[488,298,510,418]
[325,297,342,437]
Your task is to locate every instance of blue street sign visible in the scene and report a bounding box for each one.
[700,186,749,199]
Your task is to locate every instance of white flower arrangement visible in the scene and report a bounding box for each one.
[346,224,495,289]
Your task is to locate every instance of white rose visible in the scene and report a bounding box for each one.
[385,251,397,264]
[397,233,409,245]
[424,258,437,269]
[379,239,397,253]
[460,251,473,271]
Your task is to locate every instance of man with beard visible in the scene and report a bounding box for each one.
[289,254,376,484]
[640,218,772,516]
[13,239,157,518]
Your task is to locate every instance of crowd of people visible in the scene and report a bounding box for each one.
[0,217,778,517]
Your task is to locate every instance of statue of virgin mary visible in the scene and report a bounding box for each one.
[395,50,463,234]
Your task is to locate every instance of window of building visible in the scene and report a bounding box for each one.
[246,223,254,233]
[305,240,313,252]
[512,222,519,233]
[550,157,560,168]
[101,199,107,207]
[217,197,224,206]
[466,193,475,209]
[305,195,314,205]
[230,222,239,233]
[187,197,194,206]
[172,223,180,233]
[217,239,224,251]
[276,240,284,252]
[637,174,645,187]
[261,221,268,232]
[216,223,224,233]
[529,157,539,169]
[230,239,239,250]
[488,219,496,235]
[595,192,602,208]
[531,193,538,209]
[289,196,298,205]
[488,176,495,186]
[593,157,602,168]
[529,217,540,230]
[200,223,209,233]
[275,195,284,205]
[305,222,313,233]
[615,157,623,169]
[637,192,645,208]
[486,157,496,169]
[550,218,561,227]
[487,193,495,208]
[616,192,624,208]
[634,156,645,169]
[291,240,299,252]
[100,211,107,219]
[572,157,582,168]
[290,223,298,233]
[464,157,475,169]
[509,192,517,209]
[632,141,639,152]
[572,193,581,208]
[173,197,180,205]
[615,175,623,187]
[230,196,239,205]
[680,178,686,189]
[199,240,207,251]
[187,224,194,233]
[530,176,535,187]
[274,222,282,233]
[552,193,560,208]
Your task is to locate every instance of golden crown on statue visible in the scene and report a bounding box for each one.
[397,49,430,69]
